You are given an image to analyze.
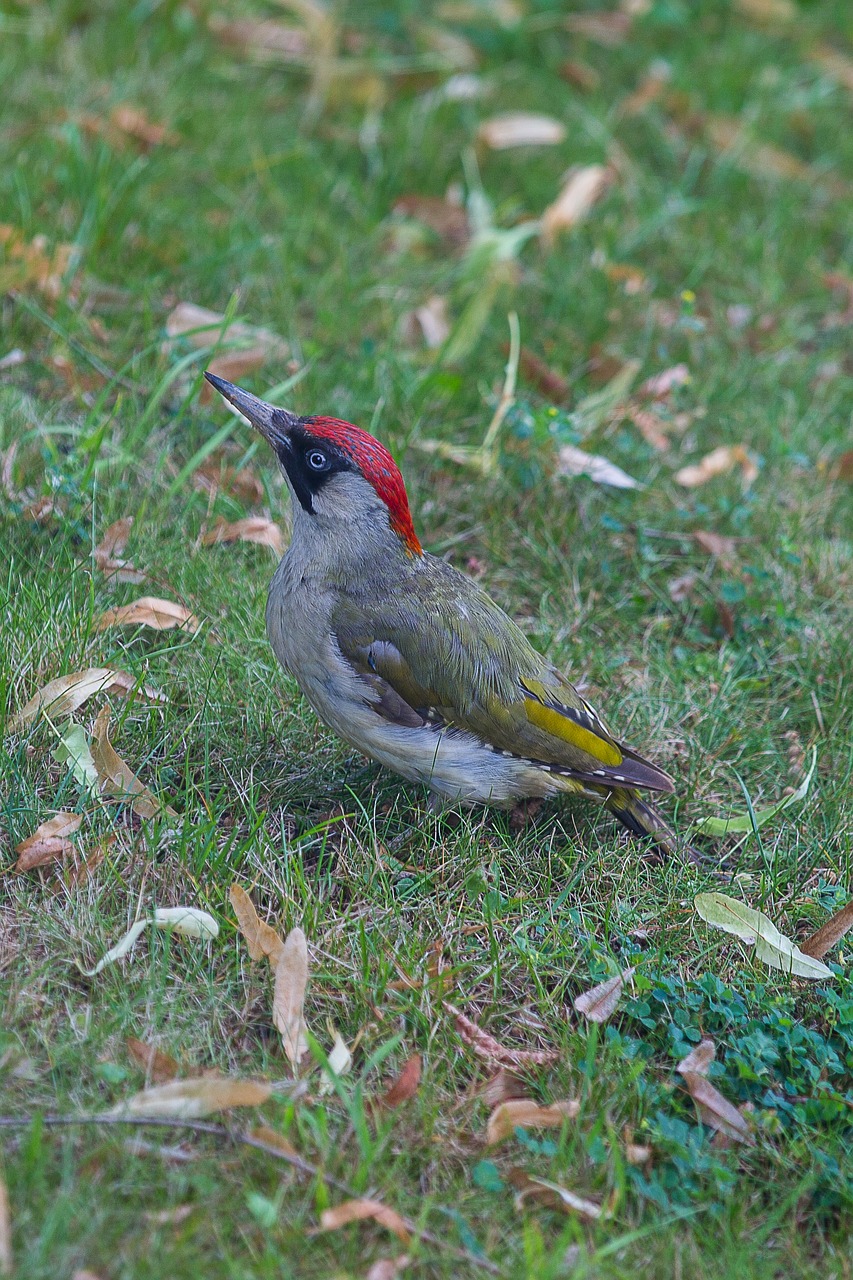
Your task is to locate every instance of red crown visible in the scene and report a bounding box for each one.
[305,417,422,556]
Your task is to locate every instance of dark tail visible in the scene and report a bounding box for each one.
[606,787,701,863]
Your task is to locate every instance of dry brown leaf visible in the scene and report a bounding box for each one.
[126,1037,181,1084]
[679,1072,754,1145]
[392,195,469,248]
[95,596,199,633]
[106,1075,272,1119]
[625,1142,652,1165]
[477,113,566,150]
[676,1038,716,1076]
[557,444,640,490]
[559,59,601,91]
[674,444,757,489]
[400,296,450,349]
[604,262,648,294]
[366,1258,409,1280]
[573,967,635,1024]
[165,304,288,402]
[800,901,853,960]
[693,530,739,560]
[450,1006,559,1068]
[319,1199,411,1245]
[93,517,146,584]
[193,459,265,505]
[540,165,611,243]
[273,926,309,1066]
[209,17,310,62]
[91,704,178,821]
[378,1054,421,1109]
[486,1098,579,1145]
[109,104,178,148]
[639,363,690,399]
[9,668,121,732]
[481,1067,526,1108]
[512,1172,602,1220]
[0,224,73,300]
[514,346,570,402]
[564,11,631,45]
[704,117,843,191]
[249,1123,299,1158]
[0,1173,11,1276]
[668,571,697,603]
[14,811,82,872]
[621,62,671,115]
[202,517,284,556]
[71,1271,104,1280]
[629,407,672,451]
[143,1205,194,1226]
[229,884,285,967]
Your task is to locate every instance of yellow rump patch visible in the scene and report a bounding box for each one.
[524,698,622,767]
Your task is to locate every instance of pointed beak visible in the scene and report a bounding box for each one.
[204,372,299,448]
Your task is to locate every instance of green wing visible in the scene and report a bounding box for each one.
[332,556,673,794]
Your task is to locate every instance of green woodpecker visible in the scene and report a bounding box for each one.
[206,372,694,857]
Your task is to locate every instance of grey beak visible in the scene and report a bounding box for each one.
[204,372,299,446]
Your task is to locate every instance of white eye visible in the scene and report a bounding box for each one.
[306,449,329,471]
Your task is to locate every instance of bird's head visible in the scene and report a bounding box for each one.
[205,372,422,559]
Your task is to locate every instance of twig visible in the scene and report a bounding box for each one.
[0,1113,501,1274]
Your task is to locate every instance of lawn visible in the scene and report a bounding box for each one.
[1,0,852,1276]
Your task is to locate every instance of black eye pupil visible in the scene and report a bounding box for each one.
[307,451,327,470]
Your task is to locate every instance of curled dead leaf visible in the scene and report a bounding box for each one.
[679,1071,754,1145]
[273,927,310,1066]
[639,363,690,399]
[126,1037,181,1084]
[540,164,612,243]
[91,704,178,820]
[229,884,285,967]
[512,1172,602,1220]
[557,444,640,490]
[202,517,284,556]
[109,104,178,148]
[573,967,635,1023]
[95,596,199,633]
[693,530,739,561]
[477,113,566,150]
[486,1098,579,1145]
[392,195,469,248]
[800,901,853,960]
[8,667,138,732]
[0,224,73,300]
[14,811,82,872]
[105,1075,272,1119]
[93,517,145,584]
[674,444,758,489]
[319,1199,411,1245]
[449,1006,559,1068]
[400,296,450,349]
[378,1054,421,1109]
[676,1038,716,1077]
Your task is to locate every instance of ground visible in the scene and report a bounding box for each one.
[1,1,852,1277]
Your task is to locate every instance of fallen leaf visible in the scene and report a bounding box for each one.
[694,891,833,980]
[603,262,648,294]
[667,571,697,603]
[564,11,631,45]
[193,458,265,505]
[93,517,145,584]
[91,704,178,820]
[229,885,285,967]
[319,1029,353,1094]
[273,926,310,1066]
[676,1039,716,1076]
[109,103,178,148]
[693,530,739,560]
[393,195,469,248]
[126,1037,181,1084]
[621,61,671,115]
[77,906,218,976]
[105,1075,271,1119]
[450,1006,559,1068]
[515,346,570,402]
[95,596,199,633]
[704,117,843,192]
[249,1124,298,1158]
[8,668,130,732]
[400,295,450,349]
[52,723,99,795]
[0,1173,11,1276]
[625,1142,652,1165]
[679,1071,754,1144]
[540,164,611,243]
[202,517,284,556]
[629,407,672,451]
[481,1067,526,1108]
[209,16,310,62]
[378,1054,421,1109]
[811,44,853,94]
[143,1205,194,1226]
[487,1097,580,1145]
[366,1258,409,1280]
[734,0,796,21]
[0,224,73,300]
[319,1199,411,1245]
[556,444,640,490]
[639,363,690,399]
[691,745,816,836]
[165,304,288,401]
[512,1173,602,1220]
[799,901,853,961]
[14,811,82,872]
[477,113,566,150]
[573,967,635,1023]
[559,59,601,91]
[674,444,758,489]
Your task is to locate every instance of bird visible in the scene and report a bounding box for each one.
[205,371,695,859]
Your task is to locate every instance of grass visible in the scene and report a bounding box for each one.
[1,0,852,1275]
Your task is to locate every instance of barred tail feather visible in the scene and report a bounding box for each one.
[606,787,699,862]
